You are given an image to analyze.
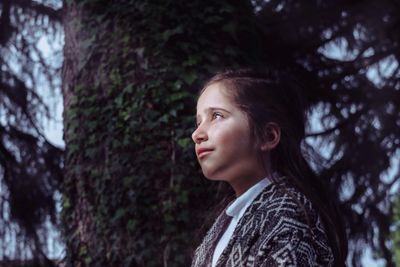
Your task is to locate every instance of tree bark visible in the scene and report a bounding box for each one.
[61,1,262,266]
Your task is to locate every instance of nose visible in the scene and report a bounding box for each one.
[192,125,208,144]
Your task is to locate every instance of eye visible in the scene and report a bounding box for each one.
[212,112,223,120]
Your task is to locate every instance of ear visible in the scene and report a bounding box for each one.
[260,122,281,151]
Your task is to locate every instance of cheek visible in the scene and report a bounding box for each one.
[215,124,253,153]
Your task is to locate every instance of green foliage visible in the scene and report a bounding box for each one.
[63,1,260,266]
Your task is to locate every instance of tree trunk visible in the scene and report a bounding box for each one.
[61,1,262,266]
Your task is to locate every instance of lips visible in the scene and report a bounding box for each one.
[196,148,213,158]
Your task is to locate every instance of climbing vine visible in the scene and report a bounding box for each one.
[62,1,262,266]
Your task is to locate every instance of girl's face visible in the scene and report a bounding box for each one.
[192,82,267,196]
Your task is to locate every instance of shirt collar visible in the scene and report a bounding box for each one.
[226,176,271,219]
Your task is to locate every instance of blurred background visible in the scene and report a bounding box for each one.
[0,0,399,266]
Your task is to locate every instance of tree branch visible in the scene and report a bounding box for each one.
[12,0,62,22]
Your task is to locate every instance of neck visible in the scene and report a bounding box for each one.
[230,173,268,197]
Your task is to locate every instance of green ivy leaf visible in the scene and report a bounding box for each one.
[182,72,197,85]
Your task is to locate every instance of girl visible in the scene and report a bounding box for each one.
[191,69,347,267]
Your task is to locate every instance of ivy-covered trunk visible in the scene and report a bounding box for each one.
[61,1,262,266]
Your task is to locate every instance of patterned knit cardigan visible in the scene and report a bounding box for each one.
[191,180,335,267]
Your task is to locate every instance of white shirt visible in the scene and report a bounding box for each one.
[211,177,271,267]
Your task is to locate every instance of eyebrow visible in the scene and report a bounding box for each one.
[196,107,231,121]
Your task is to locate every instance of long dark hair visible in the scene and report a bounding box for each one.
[200,68,348,266]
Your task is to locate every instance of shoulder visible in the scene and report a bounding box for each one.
[244,179,335,266]
[254,181,328,245]
[241,179,315,225]
[262,180,314,216]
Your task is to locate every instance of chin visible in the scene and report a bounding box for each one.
[201,168,228,182]
[204,175,224,182]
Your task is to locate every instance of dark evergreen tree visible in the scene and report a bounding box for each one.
[253,1,399,266]
[0,0,63,265]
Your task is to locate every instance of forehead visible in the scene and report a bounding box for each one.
[196,82,234,111]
